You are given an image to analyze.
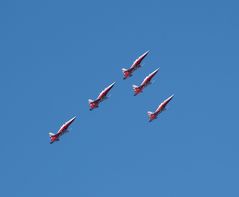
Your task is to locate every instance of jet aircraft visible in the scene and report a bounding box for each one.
[147,95,174,122]
[49,116,76,144]
[122,50,149,79]
[132,68,159,95]
[88,82,116,110]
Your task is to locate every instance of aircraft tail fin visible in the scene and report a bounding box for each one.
[132,84,138,89]
[88,99,94,104]
[132,84,138,92]
[147,111,154,117]
[132,84,141,95]
[48,132,55,137]
[122,68,127,73]
[122,68,131,79]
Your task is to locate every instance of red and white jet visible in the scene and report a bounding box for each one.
[147,95,174,122]
[88,82,116,110]
[122,50,149,79]
[132,68,159,96]
[49,116,76,144]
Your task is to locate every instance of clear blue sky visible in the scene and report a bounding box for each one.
[0,0,238,196]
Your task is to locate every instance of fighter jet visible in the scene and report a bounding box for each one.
[147,95,174,122]
[132,68,159,96]
[88,82,116,110]
[49,116,76,144]
[122,50,149,79]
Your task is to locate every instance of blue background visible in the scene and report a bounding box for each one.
[0,0,238,196]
